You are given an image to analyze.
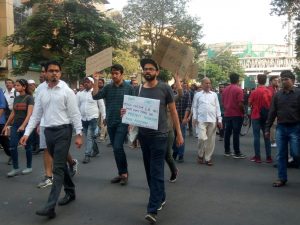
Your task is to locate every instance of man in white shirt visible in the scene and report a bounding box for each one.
[3,79,18,120]
[192,78,222,166]
[20,61,83,219]
[77,77,106,163]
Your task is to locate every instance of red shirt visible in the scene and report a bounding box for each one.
[222,84,244,117]
[249,86,272,119]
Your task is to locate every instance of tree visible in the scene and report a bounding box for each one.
[198,51,244,87]
[3,0,125,81]
[271,0,300,59]
[122,0,204,81]
[113,49,140,78]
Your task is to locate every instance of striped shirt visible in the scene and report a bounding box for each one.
[92,81,134,127]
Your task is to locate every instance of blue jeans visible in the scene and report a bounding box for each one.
[10,121,32,169]
[172,123,186,158]
[252,119,271,158]
[224,116,243,154]
[276,123,300,182]
[107,124,128,175]
[138,133,167,214]
[82,118,98,156]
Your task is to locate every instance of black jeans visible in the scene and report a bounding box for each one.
[139,133,167,214]
[44,124,74,210]
[107,124,128,175]
[0,124,10,157]
[224,116,243,154]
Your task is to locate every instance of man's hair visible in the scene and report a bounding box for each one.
[269,75,279,82]
[257,74,267,85]
[280,70,295,80]
[111,64,124,74]
[99,78,105,84]
[40,62,46,70]
[45,60,62,71]
[229,72,240,84]
[5,78,14,84]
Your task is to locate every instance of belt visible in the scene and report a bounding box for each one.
[45,124,72,131]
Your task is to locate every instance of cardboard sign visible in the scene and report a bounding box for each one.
[85,47,113,76]
[122,95,160,130]
[186,63,199,79]
[152,36,194,77]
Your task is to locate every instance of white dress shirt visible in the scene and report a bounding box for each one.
[192,90,222,123]
[25,80,82,136]
[76,88,106,121]
[3,88,19,110]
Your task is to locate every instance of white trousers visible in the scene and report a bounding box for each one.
[197,122,217,161]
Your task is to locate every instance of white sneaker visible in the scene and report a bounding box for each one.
[7,169,21,177]
[271,143,277,148]
[37,176,53,188]
[21,168,33,175]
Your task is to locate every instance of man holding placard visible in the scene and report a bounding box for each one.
[92,64,134,185]
[135,59,184,224]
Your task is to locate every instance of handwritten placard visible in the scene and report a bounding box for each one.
[122,95,160,130]
[85,47,113,76]
[152,36,194,78]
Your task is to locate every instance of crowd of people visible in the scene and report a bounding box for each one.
[0,59,299,224]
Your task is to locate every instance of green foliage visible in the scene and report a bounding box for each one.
[113,49,140,78]
[198,51,244,87]
[122,0,204,64]
[271,0,300,59]
[3,0,125,81]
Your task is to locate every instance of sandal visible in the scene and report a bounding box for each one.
[206,160,213,166]
[197,156,204,164]
[272,180,287,187]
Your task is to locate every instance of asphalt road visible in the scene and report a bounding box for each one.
[0,131,300,225]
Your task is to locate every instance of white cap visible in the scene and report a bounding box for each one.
[28,79,36,84]
[84,77,94,83]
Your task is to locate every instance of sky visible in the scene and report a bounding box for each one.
[106,0,288,45]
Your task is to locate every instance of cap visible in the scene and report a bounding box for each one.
[140,58,159,70]
[28,79,35,84]
[84,77,94,83]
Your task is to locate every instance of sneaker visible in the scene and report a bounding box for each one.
[82,156,91,164]
[271,143,277,148]
[7,157,12,165]
[119,175,128,186]
[69,159,78,177]
[169,169,178,183]
[266,157,273,164]
[7,169,21,177]
[250,156,261,162]
[37,176,53,188]
[177,156,184,163]
[21,168,33,175]
[224,152,231,157]
[233,153,246,159]
[145,213,157,224]
[157,200,166,211]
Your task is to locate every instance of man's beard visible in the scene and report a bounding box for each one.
[144,74,156,81]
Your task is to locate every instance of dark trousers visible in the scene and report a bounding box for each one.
[107,124,128,175]
[44,125,74,210]
[139,133,167,214]
[0,124,10,157]
[165,130,177,174]
[224,116,243,154]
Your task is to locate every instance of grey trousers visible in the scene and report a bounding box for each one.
[44,124,75,210]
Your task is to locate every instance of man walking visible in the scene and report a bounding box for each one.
[20,61,83,218]
[222,73,246,158]
[248,74,272,163]
[136,59,183,224]
[265,70,300,187]
[92,64,134,185]
[77,77,105,163]
[193,78,222,166]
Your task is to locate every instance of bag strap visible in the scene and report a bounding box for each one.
[138,84,142,96]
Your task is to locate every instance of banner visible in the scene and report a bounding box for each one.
[85,47,113,76]
[122,95,160,130]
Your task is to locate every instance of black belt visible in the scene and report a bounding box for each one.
[45,124,72,131]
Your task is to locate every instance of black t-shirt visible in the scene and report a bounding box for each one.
[137,82,174,136]
[13,94,34,124]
